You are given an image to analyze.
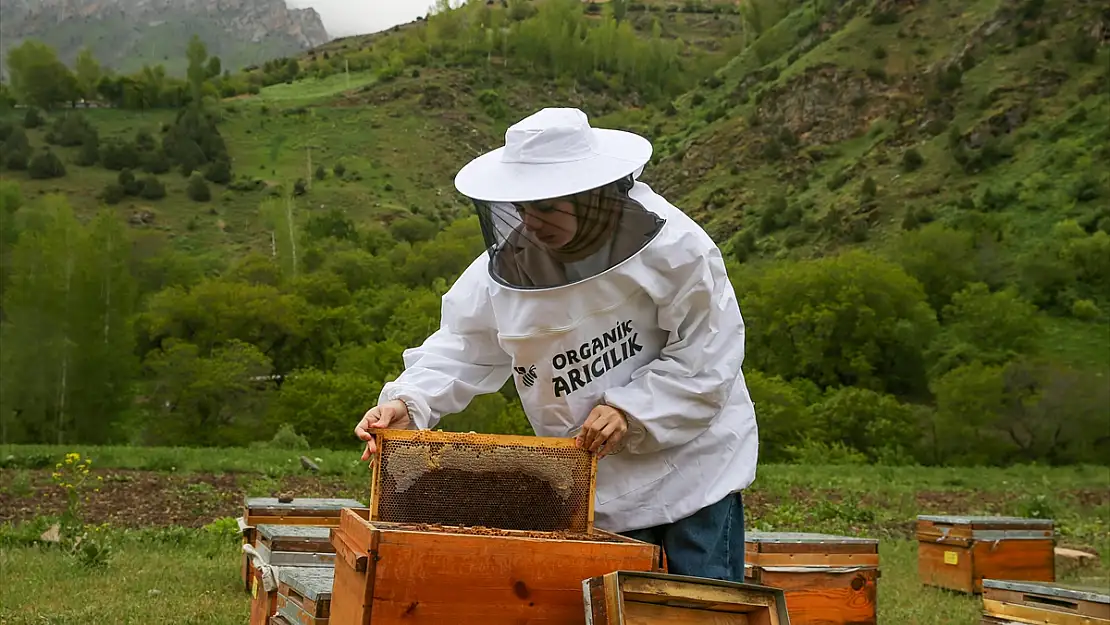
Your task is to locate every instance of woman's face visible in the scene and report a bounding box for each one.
[518,198,578,249]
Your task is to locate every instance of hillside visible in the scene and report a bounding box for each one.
[0,0,330,78]
[0,0,1107,469]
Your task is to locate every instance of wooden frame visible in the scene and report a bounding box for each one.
[329,507,660,624]
[244,497,370,528]
[368,428,599,533]
[744,531,880,625]
[917,515,1055,594]
[981,579,1109,624]
[583,570,792,624]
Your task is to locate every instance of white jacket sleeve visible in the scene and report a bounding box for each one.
[601,242,746,455]
[378,259,512,430]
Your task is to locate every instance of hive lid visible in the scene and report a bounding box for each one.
[745,531,879,545]
[245,497,368,512]
[983,579,1109,604]
[257,524,332,542]
[917,515,1054,527]
[279,566,334,602]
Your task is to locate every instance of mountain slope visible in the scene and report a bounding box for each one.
[624,0,1108,260]
[0,0,331,77]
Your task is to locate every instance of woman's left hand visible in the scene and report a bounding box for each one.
[576,404,628,458]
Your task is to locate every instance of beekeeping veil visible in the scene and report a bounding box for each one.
[454,108,664,289]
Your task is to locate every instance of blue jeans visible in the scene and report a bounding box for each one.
[619,492,746,582]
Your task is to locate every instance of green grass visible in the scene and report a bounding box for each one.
[0,531,249,625]
[0,68,503,260]
[248,72,378,103]
[0,535,996,624]
[0,455,1106,624]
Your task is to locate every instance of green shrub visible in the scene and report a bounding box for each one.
[139,176,166,200]
[187,173,211,202]
[1071,299,1100,320]
[204,159,231,184]
[100,183,125,205]
[28,150,66,179]
[901,148,924,172]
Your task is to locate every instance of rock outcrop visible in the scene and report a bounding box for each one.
[0,0,330,76]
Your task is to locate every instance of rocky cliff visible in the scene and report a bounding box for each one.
[0,0,331,77]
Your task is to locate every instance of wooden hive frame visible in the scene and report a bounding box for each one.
[582,570,792,624]
[917,515,1056,594]
[744,531,880,625]
[981,579,1109,625]
[329,507,661,624]
[369,429,599,533]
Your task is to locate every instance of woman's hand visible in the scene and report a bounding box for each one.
[576,404,628,458]
[354,400,411,462]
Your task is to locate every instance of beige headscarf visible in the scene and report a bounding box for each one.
[492,181,661,288]
[543,186,622,264]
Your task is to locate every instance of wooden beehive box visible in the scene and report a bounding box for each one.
[981,579,1109,624]
[275,567,334,625]
[917,515,1056,594]
[257,524,336,568]
[328,507,661,624]
[744,531,880,625]
[583,570,792,624]
[239,497,369,593]
[369,429,598,533]
[249,565,295,625]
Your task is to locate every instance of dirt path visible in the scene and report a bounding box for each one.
[0,469,364,528]
[2,469,1107,539]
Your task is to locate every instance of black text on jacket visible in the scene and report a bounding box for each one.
[551,320,644,398]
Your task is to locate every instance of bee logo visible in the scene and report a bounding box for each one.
[514,364,538,388]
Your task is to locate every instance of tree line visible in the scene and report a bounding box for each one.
[0,0,735,113]
[1,180,1105,466]
[1,36,250,112]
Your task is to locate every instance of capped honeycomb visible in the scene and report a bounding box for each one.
[371,430,597,533]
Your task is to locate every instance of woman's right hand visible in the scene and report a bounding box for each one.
[354,399,411,462]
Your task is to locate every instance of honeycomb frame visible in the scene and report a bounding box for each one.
[369,429,598,534]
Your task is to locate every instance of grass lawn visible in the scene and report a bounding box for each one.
[0,536,992,624]
[1,445,1107,623]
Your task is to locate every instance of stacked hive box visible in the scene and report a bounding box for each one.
[583,570,792,624]
[916,515,1056,594]
[744,531,881,625]
[981,579,1109,624]
[255,524,336,568]
[329,429,663,624]
[249,564,294,625]
[275,567,334,625]
[241,498,368,625]
[239,497,368,594]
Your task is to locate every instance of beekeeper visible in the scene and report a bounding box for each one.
[354,108,759,582]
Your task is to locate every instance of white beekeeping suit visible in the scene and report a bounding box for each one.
[374,108,759,535]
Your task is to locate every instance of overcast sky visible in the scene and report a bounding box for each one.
[286,0,431,38]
